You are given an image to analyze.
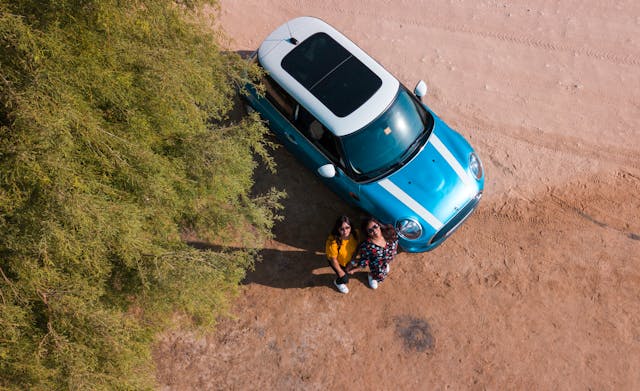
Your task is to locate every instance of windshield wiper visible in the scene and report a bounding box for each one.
[398,128,427,163]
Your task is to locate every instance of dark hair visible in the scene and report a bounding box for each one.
[330,215,357,252]
[361,216,397,242]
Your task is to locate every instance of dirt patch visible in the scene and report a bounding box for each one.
[394,316,435,353]
[155,1,640,389]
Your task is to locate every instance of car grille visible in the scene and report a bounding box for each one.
[429,191,483,245]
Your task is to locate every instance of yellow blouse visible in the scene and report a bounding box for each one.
[325,234,359,267]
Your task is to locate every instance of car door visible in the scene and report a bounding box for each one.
[245,75,308,156]
[291,106,363,207]
[251,76,363,208]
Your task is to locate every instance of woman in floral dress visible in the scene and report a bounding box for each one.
[347,216,398,289]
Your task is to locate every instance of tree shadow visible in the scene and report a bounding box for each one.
[235,50,255,59]
[188,240,370,290]
[198,70,364,289]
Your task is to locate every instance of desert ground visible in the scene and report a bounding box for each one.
[155,1,640,389]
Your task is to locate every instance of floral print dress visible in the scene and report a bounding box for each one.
[353,238,398,282]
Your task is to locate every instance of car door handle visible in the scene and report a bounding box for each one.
[285,133,297,144]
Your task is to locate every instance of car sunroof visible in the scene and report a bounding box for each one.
[281,32,382,118]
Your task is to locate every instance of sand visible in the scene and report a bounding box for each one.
[155,1,640,389]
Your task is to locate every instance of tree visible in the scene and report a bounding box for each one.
[0,1,283,388]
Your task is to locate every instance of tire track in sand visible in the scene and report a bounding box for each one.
[287,1,640,67]
[454,114,640,171]
[472,170,640,241]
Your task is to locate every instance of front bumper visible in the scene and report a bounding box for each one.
[398,191,483,252]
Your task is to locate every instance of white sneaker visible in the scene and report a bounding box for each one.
[334,279,349,294]
[368,275,378,290]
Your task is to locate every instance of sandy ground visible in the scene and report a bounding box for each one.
[155,1,640,389]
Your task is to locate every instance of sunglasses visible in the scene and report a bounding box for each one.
[367,224,379,234]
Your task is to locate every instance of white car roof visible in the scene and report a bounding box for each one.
[257,16,399,136]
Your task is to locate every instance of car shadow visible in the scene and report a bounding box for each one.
[249,145,366,288]
[198,84,365,290]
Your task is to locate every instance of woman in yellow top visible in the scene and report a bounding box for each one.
[325,215,359,294]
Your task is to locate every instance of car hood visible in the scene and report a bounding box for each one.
[361,123,479,233]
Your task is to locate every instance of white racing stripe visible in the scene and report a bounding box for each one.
[429,134,475,188]
[379,134,474,232]
[378,179,443,231]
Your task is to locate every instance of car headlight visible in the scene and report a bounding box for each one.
[469,152,483,180]
[395,218,422,240]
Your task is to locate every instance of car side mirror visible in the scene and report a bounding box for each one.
[317,164,336,178]
[414,80,428,101]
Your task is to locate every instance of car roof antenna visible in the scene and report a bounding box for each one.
[286,22,298,45]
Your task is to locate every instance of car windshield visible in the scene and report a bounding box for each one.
[341,87,434,180]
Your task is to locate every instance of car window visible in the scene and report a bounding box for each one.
[341,87,433,180]
[263,75,296,120]
[281,32,382,118]
[260,74,345,166]
[294,106,343,165]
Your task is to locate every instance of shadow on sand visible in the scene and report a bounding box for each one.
[199,76,365,289]
[188,235,372,290]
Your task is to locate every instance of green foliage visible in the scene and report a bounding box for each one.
[0,0,284,388]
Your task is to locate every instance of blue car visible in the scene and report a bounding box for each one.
[244,16,484,252]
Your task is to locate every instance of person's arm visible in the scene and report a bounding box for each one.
[346,243,366,273]
[328,256,346,278]
[345,257,359,274]
[390,239,398,258]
